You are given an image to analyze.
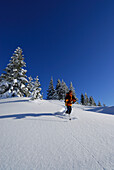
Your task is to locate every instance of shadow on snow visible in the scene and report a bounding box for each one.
[85,106,114,115]
[0,110,77,121]
[0,99,29,104]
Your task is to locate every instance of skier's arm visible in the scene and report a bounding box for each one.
[72,96,76,104]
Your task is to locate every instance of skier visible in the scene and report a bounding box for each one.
[65,90,76,115]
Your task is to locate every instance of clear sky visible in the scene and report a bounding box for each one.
[0,0,114,106]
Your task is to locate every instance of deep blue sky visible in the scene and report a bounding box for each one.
[0,0,114,105]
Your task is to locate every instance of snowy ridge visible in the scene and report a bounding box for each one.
[0,97,114,170]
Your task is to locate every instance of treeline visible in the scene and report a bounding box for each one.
[0,47,105,106]
[47,77,78,101]
[80,93,105,106]
[47,78,104,106]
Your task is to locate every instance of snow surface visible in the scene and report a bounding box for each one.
[0,97,114,170]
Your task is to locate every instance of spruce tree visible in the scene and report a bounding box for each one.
[47,77,56,100]
[69,82,78,101]
[55,79,61,100]
[59,80,69,100]
[81,93,85,105]
[89,96,96,106]
[70,82,76,97]
[92,97,96,106]
[89,96,93,106]
[93,102,96,106]
[98,101,102,106]
[31,76,42,100]
[0,75,9,96]
[1,47,28,97]
[84,93,89,105]
[27,76,34,97]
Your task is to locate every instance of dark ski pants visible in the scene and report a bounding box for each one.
[66,106,72,114]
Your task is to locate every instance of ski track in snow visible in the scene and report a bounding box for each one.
[0,98,114,170]
[49,111,105,170]
[68,123,106,170]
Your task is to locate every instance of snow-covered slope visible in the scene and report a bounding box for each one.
[0,98,114,170]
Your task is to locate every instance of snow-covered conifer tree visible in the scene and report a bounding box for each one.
[63,80,69,95]
[55,79,61,100]
[40,92,43,100]
[47,77,56,100]
[89,96,93,106]
[0,74,10,97]
[92,98,96,106]
[84,93,89,105]
[1,47,28,97]
[103,103,106,107]
[69,82,78,101]
[70,82,75,97]
[55,79,69,100]
[27,76,34,97]
[81,93,85,105]
[89,96,96,106]
[0,76,6,95]
[98,101,102,106]
[0,80,9,97]
[59,80,69,100]
[31,76,42,100]
[93,102,96,106]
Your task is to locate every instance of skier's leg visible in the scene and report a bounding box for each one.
[69,107,72,120]
[67,106,69,114]
[65,106,69,113]
[69,106,72,114]
[67,106,71,114]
